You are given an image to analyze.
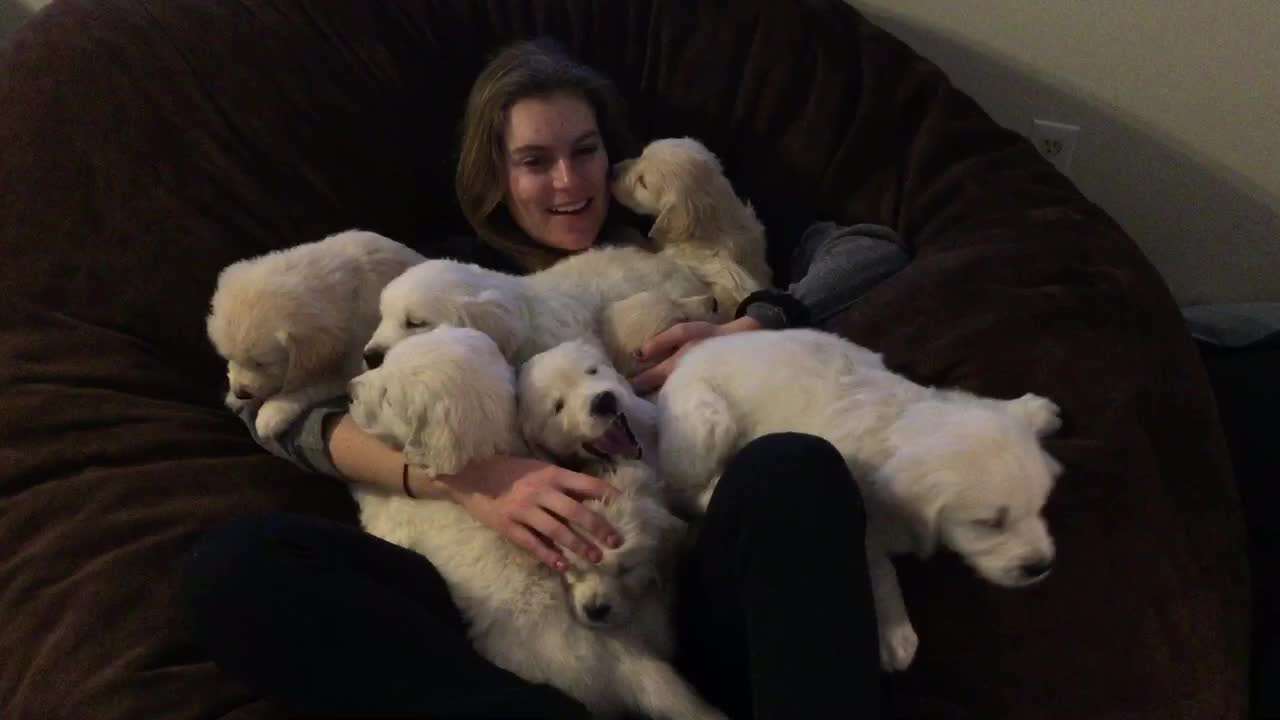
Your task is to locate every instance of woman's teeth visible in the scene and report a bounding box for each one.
[549,199,590,214]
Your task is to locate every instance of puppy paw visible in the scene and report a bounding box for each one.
[224,390,247,412]
[879,622,919,672]
[1009,393,1062,436]
[254,400,299,440]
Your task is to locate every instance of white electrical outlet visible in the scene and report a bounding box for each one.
[1030,119,1080,175]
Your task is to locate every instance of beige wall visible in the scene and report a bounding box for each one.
[853,1,1280,306]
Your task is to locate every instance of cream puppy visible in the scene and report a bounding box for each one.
[362,244,718,368]
[205,229,424,438]
[655,328,1063,672]
[612,137,771,313]
[598,290,720,376]
[350,327,726,720]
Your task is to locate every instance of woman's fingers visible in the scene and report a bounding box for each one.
[503,521,567,572]
[521,507,597,563]
[539,490,618,554]
[553,468,619,502]
[629,356,676,395]
[550,472,624,547]
[638,321,708,362]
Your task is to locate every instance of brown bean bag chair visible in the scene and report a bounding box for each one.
[0,0,1249,718]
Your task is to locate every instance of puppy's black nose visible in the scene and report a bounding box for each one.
[584,602,612,623]
[233,388,254,401]
[1020,559,1053,580]
[363,348,384,369]
[590,390,618,417]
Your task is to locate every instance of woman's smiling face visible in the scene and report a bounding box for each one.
[503,93,611,253]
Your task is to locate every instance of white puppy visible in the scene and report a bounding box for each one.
[205,229,424,438]
[351,327,726,720]
[598,290,720,376]
[611,137,771,313]
[655,328,1062,672]
[362,244,716,368]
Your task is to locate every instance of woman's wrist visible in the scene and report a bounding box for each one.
[404,463,462,502]
[721,314,764,333]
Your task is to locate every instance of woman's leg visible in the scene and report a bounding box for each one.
[181,512,591,720]
[674,432,883,720]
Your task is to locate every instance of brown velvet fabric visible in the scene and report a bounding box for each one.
[0,0,1248,718]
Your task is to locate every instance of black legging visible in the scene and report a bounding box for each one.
[182,433,882,719]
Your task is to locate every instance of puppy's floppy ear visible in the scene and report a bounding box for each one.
[458,289,523,359]
[1006,393,1063,437]
[277,323,347,391]
[404,411,467,478]
[873,453,951,558]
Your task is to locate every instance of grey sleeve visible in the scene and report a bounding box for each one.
[237,396,350,478]
[744,222,909,329]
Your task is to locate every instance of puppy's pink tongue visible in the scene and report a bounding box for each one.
[593,419,640,459]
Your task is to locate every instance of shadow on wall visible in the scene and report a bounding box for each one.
[863,10,1280,307]
[0,0,34,45]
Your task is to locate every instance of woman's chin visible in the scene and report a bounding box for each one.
[541,227,600,253]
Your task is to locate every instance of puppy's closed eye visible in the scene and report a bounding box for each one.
[405,317,430,330]
[973,507,1009,531]
[553,399,565,414]
[586,366,598,376]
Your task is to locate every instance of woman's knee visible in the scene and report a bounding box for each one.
[719,433,866,527]
[181,512,311,617]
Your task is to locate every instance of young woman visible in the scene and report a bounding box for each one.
[183,38,908,720]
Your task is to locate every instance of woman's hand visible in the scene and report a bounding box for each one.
[437,455,624,573]
[629,315,764,394]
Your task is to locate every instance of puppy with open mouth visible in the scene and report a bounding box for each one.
[517,338,658,470]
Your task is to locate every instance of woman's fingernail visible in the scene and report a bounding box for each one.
[554,559,568,572]
[589,548,603,563]
[607,534,623,548]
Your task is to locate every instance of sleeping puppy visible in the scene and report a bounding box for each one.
[611,137,771,313]
[350,327,725,720]
[655,328,1063,672]
[598,290,719,376]
[361,243,717,369]
[205,229,424,438]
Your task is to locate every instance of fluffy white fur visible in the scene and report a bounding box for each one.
[363,245,717,368]
[517,339,660,469]
[611,137,771,313]
[205,229,424,438]
[350,328,725,720]
[655,328,1063,672]
[599,290,720,376]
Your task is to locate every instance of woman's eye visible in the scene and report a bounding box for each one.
[573,144,599,158]
[405,318,428,329]
[519,156,547,169]
[586,366,598,375]
[553,399,565,414]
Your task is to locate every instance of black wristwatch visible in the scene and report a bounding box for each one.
[735,289,813,329]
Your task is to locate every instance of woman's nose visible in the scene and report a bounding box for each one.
[552,158,579,190]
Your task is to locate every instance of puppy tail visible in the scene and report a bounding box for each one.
[657,379,738,515]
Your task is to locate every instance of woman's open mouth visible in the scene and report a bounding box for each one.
[548,198,591,215]
[583,412,640,461]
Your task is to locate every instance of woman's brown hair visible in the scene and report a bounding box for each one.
[456,37,636,271]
